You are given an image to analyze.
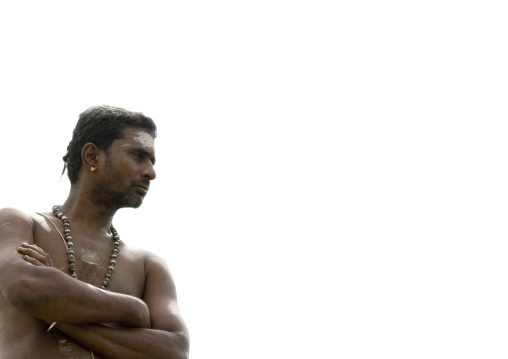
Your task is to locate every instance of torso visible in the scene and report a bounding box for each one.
[0,211,148,359]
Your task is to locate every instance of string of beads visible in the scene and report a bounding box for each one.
[52,205,120,290]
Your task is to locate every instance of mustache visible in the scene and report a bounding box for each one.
[131,179,150,188]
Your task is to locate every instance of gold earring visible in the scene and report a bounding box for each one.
[90,167,96,172]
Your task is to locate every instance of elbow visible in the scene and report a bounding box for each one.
[5,270,55,314]
[6,276,44,309]
[160,331,189,359]
[175,332,190,359]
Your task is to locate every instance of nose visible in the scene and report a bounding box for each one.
[142,161,156,180]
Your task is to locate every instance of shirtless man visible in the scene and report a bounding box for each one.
[0,106,189,358]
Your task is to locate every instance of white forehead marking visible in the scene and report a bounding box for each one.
[132,131,155,150]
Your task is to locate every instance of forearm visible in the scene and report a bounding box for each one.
[8,265,149,327]
[55,322,189,359]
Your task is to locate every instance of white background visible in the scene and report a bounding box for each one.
[1,1,507,358]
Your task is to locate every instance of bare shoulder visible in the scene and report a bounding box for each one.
[0,207,34,222]
[116,243,173,286]
[0,208,37,270]
[121,244,170,272]
[122,245,177,294]
[0,207,35,235]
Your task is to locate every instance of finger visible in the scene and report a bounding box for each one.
[18,247,43,259]
[17,247,53,267]
[20,243,41,251]
[22,243,44,254]
[20,244,53,267]
[21,243,53,267]
[22,254,45,267]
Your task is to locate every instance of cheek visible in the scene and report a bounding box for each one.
[103,167,127,187]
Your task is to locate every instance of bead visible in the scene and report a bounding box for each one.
[53,205,120,291]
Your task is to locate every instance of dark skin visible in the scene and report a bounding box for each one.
[0,126,189,359]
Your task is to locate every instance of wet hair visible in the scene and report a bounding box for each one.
[63,105,157,184]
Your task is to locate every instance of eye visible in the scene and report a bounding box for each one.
[133,152,144,160]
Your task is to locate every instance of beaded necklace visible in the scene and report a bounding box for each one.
[52,205,120,290]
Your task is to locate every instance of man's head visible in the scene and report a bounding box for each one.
[64,105,157,185]
[63,105,157,209]
[89,126,157,209]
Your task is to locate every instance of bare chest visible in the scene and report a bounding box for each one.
[33,221,145,298]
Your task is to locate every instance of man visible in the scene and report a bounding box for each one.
[0,106,189,358]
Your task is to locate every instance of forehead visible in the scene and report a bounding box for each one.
[117,127,155,151]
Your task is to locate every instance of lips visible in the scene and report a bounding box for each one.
[136,184,149,191]
[133,183,149,195]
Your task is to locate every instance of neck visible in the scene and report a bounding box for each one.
[59,189,117,234]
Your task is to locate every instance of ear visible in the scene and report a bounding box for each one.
[81,143,100,171]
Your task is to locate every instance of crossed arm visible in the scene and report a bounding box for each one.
[0,208,189,359]
[36,253,189,359]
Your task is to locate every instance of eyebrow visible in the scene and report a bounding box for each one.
[135,147,156,165]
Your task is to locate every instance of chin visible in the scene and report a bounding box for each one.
[118,194,144,209]
[90,190,144,209]
[124,198,144,209]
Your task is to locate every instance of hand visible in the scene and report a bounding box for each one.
[17,243,54,267]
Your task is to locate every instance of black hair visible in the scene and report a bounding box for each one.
[63,105,157,184]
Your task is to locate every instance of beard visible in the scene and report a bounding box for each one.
[90,178,149,209]
[89,157,150,210]
[117,188,144,208]
[90,179,150,209]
